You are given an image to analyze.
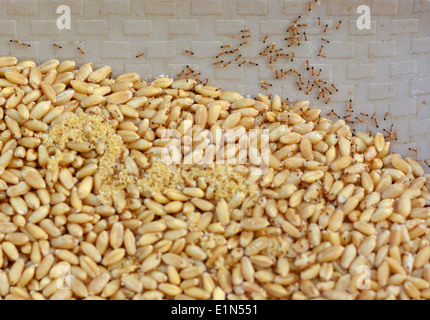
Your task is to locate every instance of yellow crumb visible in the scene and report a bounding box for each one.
[137,160,184,196]
[200,232,217,250]
[137,158,257,202]
[267,236,290,258]
[187,164,257,201]
[40,113,129,204]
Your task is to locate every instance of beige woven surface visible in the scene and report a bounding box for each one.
[1,0,429,164]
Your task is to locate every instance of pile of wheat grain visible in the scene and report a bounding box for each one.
[0,56,429,300]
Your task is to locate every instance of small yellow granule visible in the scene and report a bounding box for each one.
[137,160,185,196]
[187,164,257,201]
[40,112,129,204]
[137,158,257,202]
